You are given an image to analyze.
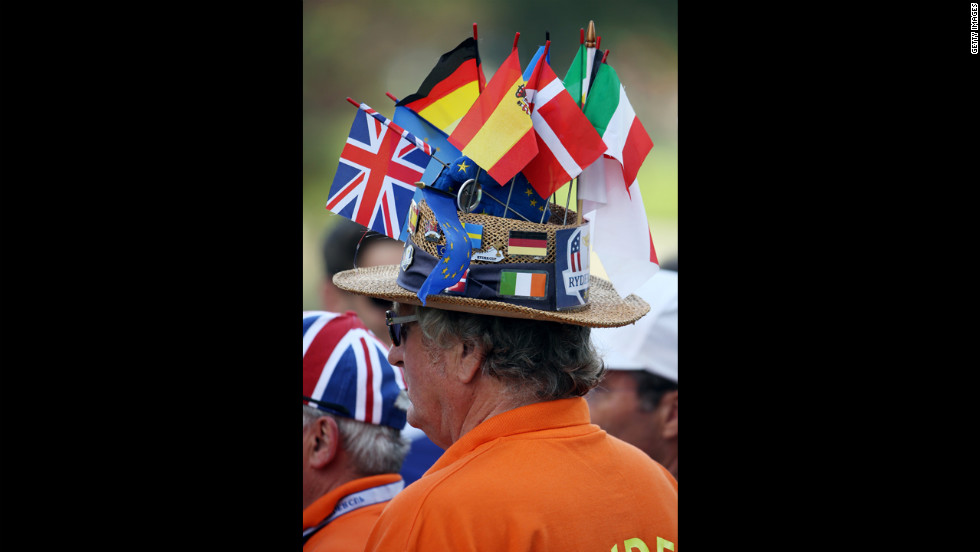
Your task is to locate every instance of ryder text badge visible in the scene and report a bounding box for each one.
[556,225,590,309]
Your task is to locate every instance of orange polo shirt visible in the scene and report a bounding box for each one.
[303,473,403,552]
[364,397,677,551]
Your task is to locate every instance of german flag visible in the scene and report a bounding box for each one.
[396,37,486,135]
[507,230,548,257]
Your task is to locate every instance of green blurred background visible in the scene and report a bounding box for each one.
[303,0,677,310]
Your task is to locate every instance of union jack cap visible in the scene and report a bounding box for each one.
[303,310,407,430]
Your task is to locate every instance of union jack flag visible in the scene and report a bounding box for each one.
[326,102,434,239]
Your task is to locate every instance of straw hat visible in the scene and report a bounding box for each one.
[333,197,650,328]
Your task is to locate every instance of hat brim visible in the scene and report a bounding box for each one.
[333,265,650,328]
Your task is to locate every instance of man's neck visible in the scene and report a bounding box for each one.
[303,456,360,510]
[450,379,529,447]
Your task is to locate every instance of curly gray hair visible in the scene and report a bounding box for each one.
[398,303,605,403]
[302,405,411,476]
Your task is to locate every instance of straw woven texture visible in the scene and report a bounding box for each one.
[333,265,650,328]
[414,200,579,264]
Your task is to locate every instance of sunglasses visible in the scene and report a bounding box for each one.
[385,310,419,347]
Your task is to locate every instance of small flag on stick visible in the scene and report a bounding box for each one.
[325,99,434,239]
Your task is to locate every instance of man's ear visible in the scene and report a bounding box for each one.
[308,416,340,469]
[660,390,678,440]
[454,338,485,384]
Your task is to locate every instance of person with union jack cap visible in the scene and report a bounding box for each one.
[302,310,411,552]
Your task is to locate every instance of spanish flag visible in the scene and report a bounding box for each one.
[396,37,485,135]
[449,47,538,187]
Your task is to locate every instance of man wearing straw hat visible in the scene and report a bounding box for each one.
[333,187,678,550]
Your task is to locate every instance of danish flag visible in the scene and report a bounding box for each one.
[326,101,434,238]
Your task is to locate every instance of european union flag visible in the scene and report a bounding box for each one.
[432,155,551,224]
[476,171,551,223]
[416,187,472,305]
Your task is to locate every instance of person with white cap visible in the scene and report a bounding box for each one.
[302,310,411,552]
[588,269,678,480]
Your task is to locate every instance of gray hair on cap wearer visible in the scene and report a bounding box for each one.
[400,303,605,402]
[303,405,411,476]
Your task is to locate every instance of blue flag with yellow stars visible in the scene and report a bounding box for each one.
[438,155,550,223]
[416,186,472,305]
[478,170,550,223]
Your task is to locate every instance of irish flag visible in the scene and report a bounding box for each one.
[499,270,547,298]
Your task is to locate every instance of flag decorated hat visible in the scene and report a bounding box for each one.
[332,174,649,328]
[327,24,659,328]
[303,310,407,429]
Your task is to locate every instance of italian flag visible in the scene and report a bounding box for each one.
[579,62,653,188]
[566,59,659,298]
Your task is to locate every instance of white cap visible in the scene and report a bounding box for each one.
[590,269,677,382]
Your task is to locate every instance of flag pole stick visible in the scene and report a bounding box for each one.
[503,176,515,220]
[470,167,529,221]
[584,21,596,104]
[576,21,598,227]
[578,28,585,107]
[563,178,573,225]
[386,92,399,103]
[412,181,464,208]
[483,192,533,222]
[568,27,583,226]
[473,23,483,94]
